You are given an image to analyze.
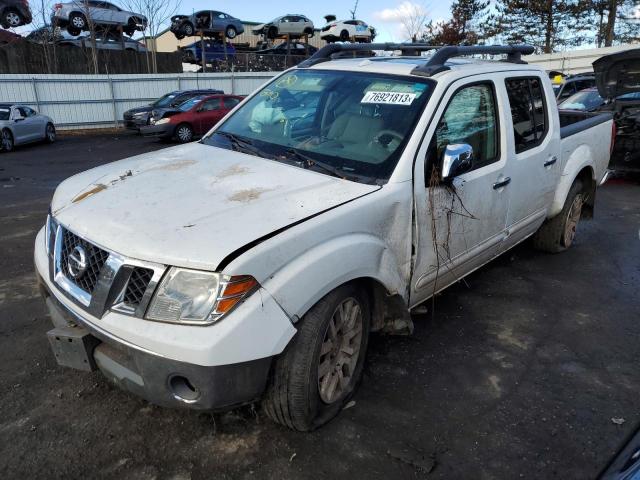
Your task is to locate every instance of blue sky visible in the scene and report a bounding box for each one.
[186,1,454,42]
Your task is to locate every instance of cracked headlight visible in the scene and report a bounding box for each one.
[146,268,258,325]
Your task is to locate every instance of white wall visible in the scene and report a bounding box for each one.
[0,72,277,129]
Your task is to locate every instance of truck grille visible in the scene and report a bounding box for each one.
[60,229,109,293]
[123,267,154,306]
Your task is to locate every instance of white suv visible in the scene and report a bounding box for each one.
[52,1,147,36]
[252,14,314,39]
[320,19,374,42]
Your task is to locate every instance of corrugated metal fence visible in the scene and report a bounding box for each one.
[0,72,277,129]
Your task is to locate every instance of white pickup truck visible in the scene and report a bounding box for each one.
[35,44,614,431]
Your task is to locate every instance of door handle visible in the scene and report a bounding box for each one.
[544,156,557,167]
[493,177,511,190]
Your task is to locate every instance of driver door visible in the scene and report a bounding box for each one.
[10,107,30,144]
[411,79,510,306]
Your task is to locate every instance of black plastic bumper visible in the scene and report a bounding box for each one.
[140,123,175,138]
[38,275,272,411]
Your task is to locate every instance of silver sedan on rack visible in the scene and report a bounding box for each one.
[0,104,56,152]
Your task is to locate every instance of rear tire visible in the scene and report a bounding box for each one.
[174,123,193,143]
[3,8,23,28]
[1,129,14,152]
[533,179,584,253]
[262,283,370,431]
[340,29,350,41]
[182,22,194,36]
[69,13,87,32]
[225,26,237,39]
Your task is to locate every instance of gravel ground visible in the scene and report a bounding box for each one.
[1,133,639,479]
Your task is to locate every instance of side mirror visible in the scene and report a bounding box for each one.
[441,144,473,182]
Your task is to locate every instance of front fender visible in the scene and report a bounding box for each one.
[549,144,595,218]
[261,233,406,321]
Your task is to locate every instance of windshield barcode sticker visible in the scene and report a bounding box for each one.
[361,91,417,105]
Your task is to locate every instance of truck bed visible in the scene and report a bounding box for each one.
[559,110,613,138]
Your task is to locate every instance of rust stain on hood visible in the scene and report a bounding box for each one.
[71,184,108,203]
[148,159,197,172]
[227,187,274,203]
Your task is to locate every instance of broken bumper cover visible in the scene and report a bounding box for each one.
[140,123,175,138]
[34,228,296,410]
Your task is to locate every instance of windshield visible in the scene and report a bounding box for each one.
[202,69,434,183]
[0,108,9,121]
[178,96,205,111]
[559,90,604,111]
[153,93,177,108]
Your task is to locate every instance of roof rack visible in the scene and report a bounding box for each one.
[297,43,535,77]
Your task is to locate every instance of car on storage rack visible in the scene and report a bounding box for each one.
[252,14,314,39]
[122,89,224,131]
[1,104,55,151]
[52,1,147,36]
[1,0,32,28]
[180,40,235,64]
[320,19,374,42]
[58,31,146,51]
[140,94,244,142]
[257,41,318,56]
[37,43,613,432]
[170,10,244,40]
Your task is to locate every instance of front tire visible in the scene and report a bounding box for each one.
[340,29,350,41]
[174,123,193,143]
[3,8,23,28]
[182,22,194,37]
[225,26,237,39]
[1,129,14,152]
[45,123,56,143]
[533,179,584,253]
[69,13,87,32]
[263,283,370,431]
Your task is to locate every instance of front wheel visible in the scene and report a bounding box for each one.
[225,26,237,39]
[1,129,14,152]
[533,179,584,253]
[45,123,56,143]
[3,9,23,28]
[340,29,350,41]
[174,123,193,143]
[182,22,194,37]
[262,283,370,431]
[69,13,87,32]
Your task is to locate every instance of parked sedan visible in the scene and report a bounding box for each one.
[1,0,32,29]
[0,104,55,152]
[123,89,223,131]
[180,40,235,64]
[257,42,317,56]
[252,15,314,39]
[320,19,374,42]
[140,94,243,142]
[170,10,244,40]
[52,1,147,36]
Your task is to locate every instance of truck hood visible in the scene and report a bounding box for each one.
[51,142,378,271]
[593,48,640,99]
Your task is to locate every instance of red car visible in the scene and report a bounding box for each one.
[141,94,244,143]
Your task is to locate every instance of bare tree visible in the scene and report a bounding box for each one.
[121,0,182,73]
[399,2,430,42]
[350,0,360,20]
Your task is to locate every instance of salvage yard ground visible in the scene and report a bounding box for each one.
[1,133,639,479]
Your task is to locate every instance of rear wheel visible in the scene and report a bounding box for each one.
[340,29,350,41]
[263,283,370,431]
[69,13,87,32]
[45,123,56,143]
[1,129,14,152]
[182,22,194,36]
[3,8,23,28]
[533,179,584,253]
[225,26,237,39]
[174,123,193,143]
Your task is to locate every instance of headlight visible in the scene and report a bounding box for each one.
[45,212,57,257]
[155,117,170,125]
[146,267,258,325]
[133,111,147,117]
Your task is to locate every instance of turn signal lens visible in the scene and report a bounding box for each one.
[212,275,259,316]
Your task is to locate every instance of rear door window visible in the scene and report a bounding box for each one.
[505,77,548,153]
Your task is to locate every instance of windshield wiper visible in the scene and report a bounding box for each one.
[210,131,273,159]
[283,148,349,180]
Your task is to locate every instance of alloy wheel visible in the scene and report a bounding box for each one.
[317,297,364,404]
[47,124,56,142]
[72,16,85,29]
[226,27,236,38]
[2,130,13,151]
[563,193,583,247]
[6,12,20,27]
[176,126,193,142]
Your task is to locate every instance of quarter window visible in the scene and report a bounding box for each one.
[430,83,500,172]
[505,77,548,153]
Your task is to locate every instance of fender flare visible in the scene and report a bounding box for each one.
[548,144,596,218]
[260,232,407,321]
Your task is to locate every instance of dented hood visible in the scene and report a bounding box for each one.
[593,48,640,99]
[52,143,378,270]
